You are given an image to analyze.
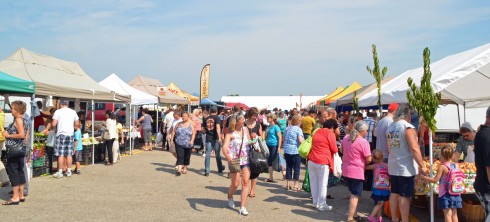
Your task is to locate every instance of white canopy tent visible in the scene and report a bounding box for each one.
[221,96,324,110]
[100,73,159,154]
[100,73,158,105]
[358,43,490,108]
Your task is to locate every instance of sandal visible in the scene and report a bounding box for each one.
[2,200,19,205]
[20,198,25,202]
[285,186,292,190]
[182,170,187,174]
[175,171,182,176]
[247,194,256,198]
[292,187,301,191]
[265,179,275,183]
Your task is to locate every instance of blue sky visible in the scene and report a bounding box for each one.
[1,0,490,100]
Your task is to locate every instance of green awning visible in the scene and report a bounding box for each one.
[0,71,35,94]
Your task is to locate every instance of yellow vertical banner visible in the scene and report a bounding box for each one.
[200,64,210,100]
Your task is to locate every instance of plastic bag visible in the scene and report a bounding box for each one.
[155,132,163,144]
[333,152,342,178]
[302,168,310,192]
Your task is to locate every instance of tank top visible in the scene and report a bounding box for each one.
[142,114,152,130]
[175,122,193,148]
[5,117,29,147]
[246,120,260,136]
[228,127,249,166]
[438,165,451,196]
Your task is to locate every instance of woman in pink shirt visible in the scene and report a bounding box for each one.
[341,121,372,222]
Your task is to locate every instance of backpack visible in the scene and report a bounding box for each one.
[373,164,390,190]
[445,163,465,195]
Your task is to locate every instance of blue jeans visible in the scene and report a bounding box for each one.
[476,191,490,222]
[284,153,301,180]
[267,145,278,167]
[205,140,224,174]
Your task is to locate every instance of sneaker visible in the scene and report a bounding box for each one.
[367,216,377,222]
[239,207,249,216]
[228,198,235,209]
[67,171,72,177]
[317,204,333,211]
[75,170,81,175]
[53,172,63,179]
[312,203,318,209]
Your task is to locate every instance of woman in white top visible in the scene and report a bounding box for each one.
[104,110,117,165]
[223,114,251,216]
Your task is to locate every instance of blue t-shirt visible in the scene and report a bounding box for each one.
[266,124,281,146]
[74,129,83,151]
[283,126,303,155]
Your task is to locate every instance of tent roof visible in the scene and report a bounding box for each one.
[326,82,362,104]
[359,43,490,108]
[128,75,189,105]
[200,98,217,106]
[100,74,158,105]
[336,76,395,106]
[0,48,129,101]
[221,96,323,110]
[317,87,345,103]
[167,82,198,102]
[0,71,35,94]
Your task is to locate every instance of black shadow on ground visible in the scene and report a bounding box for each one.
[205,186,243,196]
[187,198,236,213]
[151,162,202,175]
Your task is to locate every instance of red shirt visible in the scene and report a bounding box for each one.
[308,128,338,172]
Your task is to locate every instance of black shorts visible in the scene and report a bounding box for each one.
[345,177,364,197]
[390,175,415,197]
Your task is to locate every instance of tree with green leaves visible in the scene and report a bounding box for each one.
[352,90,360,115]
[406,47,441,132]
[367,44,388,114]
[406,47,441,222]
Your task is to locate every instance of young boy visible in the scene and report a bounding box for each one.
[73,122,83,174]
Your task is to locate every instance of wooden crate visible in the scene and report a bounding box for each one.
[461,201,484,222]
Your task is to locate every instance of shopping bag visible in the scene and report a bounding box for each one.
[257,138,269,157]
[155,132,163,144]
[302,168,310,192]
[298,129,319,159]
[333,152,342,178]
[272,153,280,172]
[278,153,286,172]
[249,149,269,173]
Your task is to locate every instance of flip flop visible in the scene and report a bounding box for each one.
[265,179,275,183]
[248,194,256,198]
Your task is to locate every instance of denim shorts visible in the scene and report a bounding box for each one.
[437,193,462,209]
[390,175,415,197]
[345,177,364,197]
[240,164,249,170]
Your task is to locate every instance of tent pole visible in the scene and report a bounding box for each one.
[463,103,467,122]
[429,131,434,222]
[91,99,95,165]
[156,104,159,138]
[457,104,461,127]
[129,104,132,155]
[30,94,35,179]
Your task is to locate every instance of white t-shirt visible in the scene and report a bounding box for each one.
[165,111,175,132]
[53,107,79,136]
[106,119,117,139]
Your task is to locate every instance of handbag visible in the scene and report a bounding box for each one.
[298,128,319,159]
[229,129,244,173]
[6,143,26,158]
[102,131,110,141]
[249,148,268,174]
[333,152,342,178]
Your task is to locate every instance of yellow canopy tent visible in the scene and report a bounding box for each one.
[316,86,345,106]
[325,81,362,105]
[166,82,199,105]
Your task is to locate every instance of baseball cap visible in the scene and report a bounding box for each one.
[388,103,399,112]
[460,122,475,132]
[210,106,218,112]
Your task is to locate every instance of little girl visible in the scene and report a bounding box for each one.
[366,150,390,222]
[421,145,462,222]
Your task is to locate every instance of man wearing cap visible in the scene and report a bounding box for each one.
[51,100,79,178]
[202,106,225,176]
[452,122,476,163]
[474,106,490,221]
[375,103,398,163]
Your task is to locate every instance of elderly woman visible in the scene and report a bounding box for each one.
[135,108,153,151]
[308,119,339,211]
[265,113,282,183]
[171,112,196,176]
[283,114,304,190]
[341,121,372,222]
[223,113,251,216]
[2,101,29,205]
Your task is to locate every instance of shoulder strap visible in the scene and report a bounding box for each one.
[237,129,244,159]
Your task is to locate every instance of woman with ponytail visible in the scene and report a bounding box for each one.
[341,121,372,222]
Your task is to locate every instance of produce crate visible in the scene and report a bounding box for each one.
[32,166,48,177]
[33,156,46,168]
[461,201,484,222]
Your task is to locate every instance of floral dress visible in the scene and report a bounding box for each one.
[228,127,250,166]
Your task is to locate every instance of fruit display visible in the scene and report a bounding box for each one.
[415,160,477,195]
[82,137,99,146]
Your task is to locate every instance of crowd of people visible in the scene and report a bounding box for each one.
[1,99,490,222]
